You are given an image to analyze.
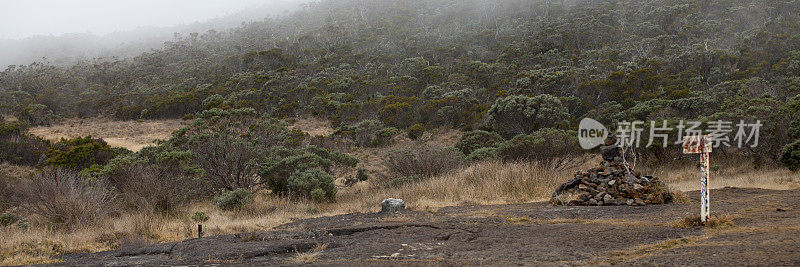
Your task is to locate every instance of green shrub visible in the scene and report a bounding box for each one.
[378,95,419,128]
[455,130,504,155]
[407,124,426,140]
[287,168,336,202]
[333,120,397,147]
[789,120,800,140]
[375,127,400,146]
[309,188,327,202]
[357,167,369,182]
[260,153,333,194]
[114,105,143,120]
[0,212,19,227]
[781,140,800,171]
[214,189,253,210]
[467,147,499,162]
[45,136,121,170]
[482,94,570,138]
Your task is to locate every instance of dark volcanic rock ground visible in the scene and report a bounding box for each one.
[49,187,800,266]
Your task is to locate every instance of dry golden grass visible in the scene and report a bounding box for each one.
[672,215,736,229]
[292,244,327,264]
[28,117,184,152]
[0,162,35,180]
[656,156,800,191]
[287,116,334,137]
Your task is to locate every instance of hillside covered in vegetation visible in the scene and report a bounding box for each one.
[1,0,800,264]
[2,0,799,159]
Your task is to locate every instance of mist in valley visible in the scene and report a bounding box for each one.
[0,0,310,68]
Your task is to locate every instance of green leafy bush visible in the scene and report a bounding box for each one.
[260,153,333,194]
[455,130,504,156]
[789,119,800,140]
[114,105,143,120]
[356,167,369,182]
[482,94,570,138]
[44,136,122,170]
[407,124,426,140]
[333,120,397,147]
[214,189,253,210]
[378,95,419,128]
[466,147,499,162]
[287,168,336,202]
[781,140,800,171]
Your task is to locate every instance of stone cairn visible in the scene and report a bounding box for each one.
[550,134,670,206]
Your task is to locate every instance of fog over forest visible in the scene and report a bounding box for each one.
[0,0,310,68]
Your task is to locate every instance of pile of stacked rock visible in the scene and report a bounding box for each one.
[550,134,672,206]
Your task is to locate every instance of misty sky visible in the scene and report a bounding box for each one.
[0,0,272,40]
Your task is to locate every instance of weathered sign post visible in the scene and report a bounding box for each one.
[682,135,712,222]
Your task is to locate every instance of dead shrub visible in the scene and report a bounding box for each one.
[106,162,206,213]
[19,168,115,229]
[385,145,465,178]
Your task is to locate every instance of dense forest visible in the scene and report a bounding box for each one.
[3,0,800,187]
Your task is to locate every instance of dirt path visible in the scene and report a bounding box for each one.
[51,187,800,266]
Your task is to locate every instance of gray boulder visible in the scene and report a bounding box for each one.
[380,198,406,214]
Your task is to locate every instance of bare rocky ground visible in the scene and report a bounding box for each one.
[48,187,800,266]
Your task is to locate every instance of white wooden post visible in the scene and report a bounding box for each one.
[699,145,710,222]
[683,135,712,223]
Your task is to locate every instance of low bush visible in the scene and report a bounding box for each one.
[375,127,400,146]
[781,140,800,171]
[407,124,426,140]
[44,136,122,170]
[385,145,465,178]
[333,120,397,147]
[482,94,570,138]
[260,153,333,194]
[214,189,253,210]
[356,167,369,182]
[287,168,336,202]
[455,130,504,156]
[467,147,499,162]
